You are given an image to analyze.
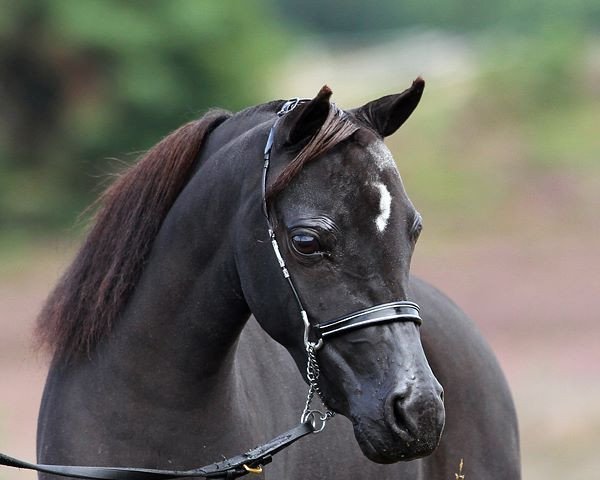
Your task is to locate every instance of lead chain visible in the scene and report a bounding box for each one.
[300,343,335,433]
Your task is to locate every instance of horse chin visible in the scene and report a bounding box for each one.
[351,418,442,464]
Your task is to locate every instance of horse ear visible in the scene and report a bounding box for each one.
[351,77,425,137]
[283,85,332,146]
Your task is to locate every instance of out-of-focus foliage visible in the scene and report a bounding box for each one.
[1,0,598,242]
[273,0,600,34]
[0,0,285,232]
[385,28,599,238]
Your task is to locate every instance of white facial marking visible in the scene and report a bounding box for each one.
[374,182,392,233]
[367,141,399,233]
[367,142,397,172]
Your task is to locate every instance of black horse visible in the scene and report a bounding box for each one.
[34,79,520,479]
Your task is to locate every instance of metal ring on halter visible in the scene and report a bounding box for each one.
[301,410,329,433]
[301,310,323,350]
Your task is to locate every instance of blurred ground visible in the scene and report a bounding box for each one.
[0,245,65,480]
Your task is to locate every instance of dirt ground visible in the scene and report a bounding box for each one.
[0,232,598,480]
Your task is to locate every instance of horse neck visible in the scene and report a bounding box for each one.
[95,117,270,400]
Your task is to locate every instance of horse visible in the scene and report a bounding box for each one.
[33,78,520,479]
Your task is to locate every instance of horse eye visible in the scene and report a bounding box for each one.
[410,214,423,242]
[291,234,321,255]
[412,223,423,241]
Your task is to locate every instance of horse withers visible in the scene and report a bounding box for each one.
[34,79,520,479]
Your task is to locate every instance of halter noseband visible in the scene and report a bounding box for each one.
[262,98,422,353]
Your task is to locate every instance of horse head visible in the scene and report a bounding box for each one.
[236,79,445,463]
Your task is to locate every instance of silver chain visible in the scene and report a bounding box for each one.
[300,343,335,433]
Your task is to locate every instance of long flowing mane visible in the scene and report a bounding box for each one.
[37,110,230,363]
[37,98,357,364]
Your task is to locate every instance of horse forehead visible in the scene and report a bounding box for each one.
[357,141,413,234]
[357,140,405,198]
[284,138,408,217]
[364,141,399,174]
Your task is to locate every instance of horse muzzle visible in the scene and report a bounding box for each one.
[353,373,445,463]
[316,311,445,464]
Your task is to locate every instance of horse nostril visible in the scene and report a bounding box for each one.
[435,380,444,403]
[395,384,410,403]
[388,385,418,438]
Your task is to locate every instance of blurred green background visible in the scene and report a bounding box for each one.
[1,1,599,479]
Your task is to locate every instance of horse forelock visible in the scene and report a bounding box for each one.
[266,104,359,201]
[36,109,231,364]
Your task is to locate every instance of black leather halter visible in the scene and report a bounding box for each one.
[262,99,423,352]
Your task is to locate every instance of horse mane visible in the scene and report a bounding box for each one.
[37,110,231,363]
[266,103,359,201]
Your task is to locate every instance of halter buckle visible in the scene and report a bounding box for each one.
[277,98,304,116]
[243,464,263,475]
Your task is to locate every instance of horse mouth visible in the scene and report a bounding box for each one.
[351,415,443,463]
